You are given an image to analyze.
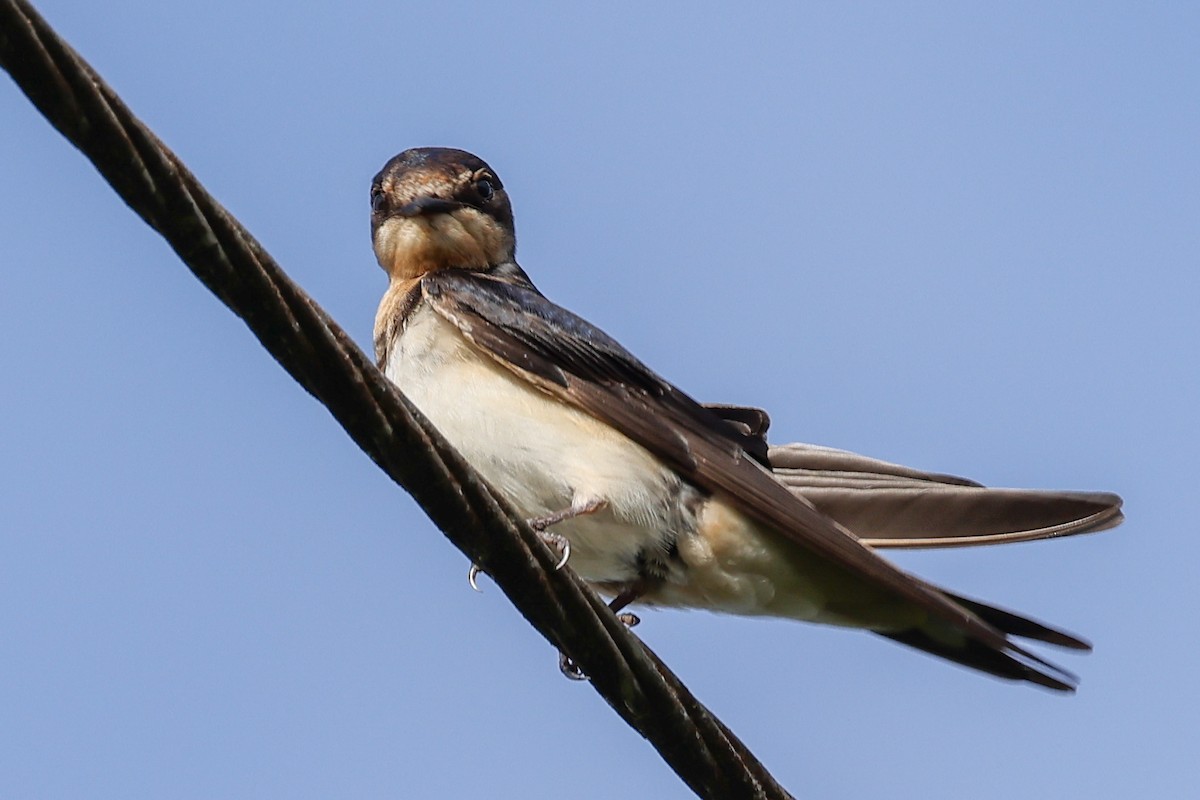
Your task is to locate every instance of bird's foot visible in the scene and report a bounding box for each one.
[525,498,610,571]
[465,514,579,591]
[559,652,589,681]
[557,600,642,681]
[534,529,571,570]
[616,612,640,628]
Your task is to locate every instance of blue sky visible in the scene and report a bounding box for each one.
[2,2,1196,797]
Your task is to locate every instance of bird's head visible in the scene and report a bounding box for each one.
[370,147,515,281]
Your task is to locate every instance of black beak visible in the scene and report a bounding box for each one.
[395,196,467,218]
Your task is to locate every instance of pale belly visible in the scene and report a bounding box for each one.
[384,304,691,584]
[384,303,876,626]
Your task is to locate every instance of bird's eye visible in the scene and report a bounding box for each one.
[370,188,387,213]
[475,178,495,200]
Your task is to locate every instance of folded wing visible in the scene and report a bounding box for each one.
[423,268,1115,691]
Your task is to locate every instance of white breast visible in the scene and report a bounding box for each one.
[384,303,688,583]
[384,302,854,624]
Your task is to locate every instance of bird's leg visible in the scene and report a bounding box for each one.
[528,496,608,532]
[528,497,607,569]
[607,580,648,628]
[467,498,607,589]
[527,497,608,570]
[558,579,649,681]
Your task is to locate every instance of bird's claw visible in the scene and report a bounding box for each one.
[557,605,641,682]
[467,526,568,591]
[559,652,589,681]
[537,530,571,570]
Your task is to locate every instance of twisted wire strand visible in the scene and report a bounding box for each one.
[0,2,796,798]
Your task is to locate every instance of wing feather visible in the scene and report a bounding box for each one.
[767,442,1123,548]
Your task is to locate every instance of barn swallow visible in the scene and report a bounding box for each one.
[370,147,1123,691]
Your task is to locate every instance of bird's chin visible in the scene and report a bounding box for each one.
[373,211,510,281]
